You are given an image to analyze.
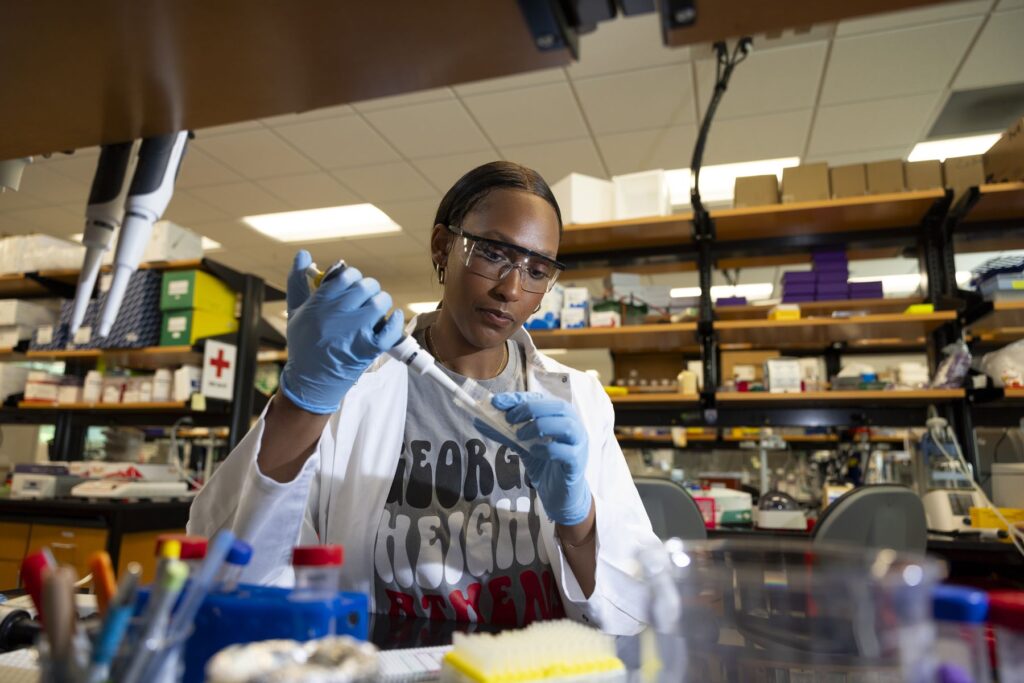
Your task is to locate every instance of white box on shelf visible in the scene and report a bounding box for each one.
[551,173,615,225]
[560,307,588,329]
[0,300,57,328]
[143,221,203,263]
[0,325,34,348]
[612,170,670,219]
[173,365,202,402]
[57,384,81,404]
[766,358,802,393]
[563,287,591,309]
[0,363,29,402]
[24,371,60,403]
[590,310,621,328]
[0,235,85,274]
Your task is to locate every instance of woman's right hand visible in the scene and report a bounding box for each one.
[278,250,404,414]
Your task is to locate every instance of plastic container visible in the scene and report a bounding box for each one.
[551,172,615,224]
[932,585,991,683]
[216,539,253,593]
[156,534,208,573]
[989,590,1024,683]
[612,169,670,219]
[292,545,344,601]
[638,539,944,683]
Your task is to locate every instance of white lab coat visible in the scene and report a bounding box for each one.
[187,311,660,635]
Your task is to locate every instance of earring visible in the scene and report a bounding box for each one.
[533,303,542,314]
[437,266,446,285]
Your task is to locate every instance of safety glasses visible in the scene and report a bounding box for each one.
[447,225,565,294]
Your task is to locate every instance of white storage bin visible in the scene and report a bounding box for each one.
[551,173,615,224]
[0,234,85,274]
[992,463,1024,507]
[143,221,203,263]
[612,169,670,219]
[0,300,57,328]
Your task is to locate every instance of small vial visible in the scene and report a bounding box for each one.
[291,545,343,601]
[217,539,254,593]
[155,534,207,573]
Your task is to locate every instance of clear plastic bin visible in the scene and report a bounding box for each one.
[638,539,944,683]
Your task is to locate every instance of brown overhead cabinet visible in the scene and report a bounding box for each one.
[830,164,867,198]
[944,155,986,200]
[781,163,831,203]
[905,160,944,191]
[733,175,780,208]
[984,115,1024,183]
[866,160,906,194]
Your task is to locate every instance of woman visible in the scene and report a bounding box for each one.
[188,161,659,635]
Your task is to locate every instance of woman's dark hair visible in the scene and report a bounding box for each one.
[433,161,563,238]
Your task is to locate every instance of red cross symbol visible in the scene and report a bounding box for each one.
[210,349,231,378]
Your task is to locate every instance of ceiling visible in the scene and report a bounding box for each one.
[1,0,1022,320]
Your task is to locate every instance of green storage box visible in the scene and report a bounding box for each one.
[160,309,239,346]
[161,270,236,316]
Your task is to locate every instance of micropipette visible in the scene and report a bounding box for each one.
[305,261,523,446]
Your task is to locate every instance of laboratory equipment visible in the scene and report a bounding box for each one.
[756,490,806,530]
[70,141,134,335]
[98,131,190,337]
[291,545,344,602]
[638,539,943,683]
[70,480,191,499]
[206,636,378,683]
[913,417,987,533]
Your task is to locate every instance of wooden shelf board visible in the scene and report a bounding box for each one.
[715,312,953,347]
[26,346,201,369]
[712,190,945,242]
[715,297,923,320]
[17,401,191,411]
[0,260,211,298]
[717,389,964,404]
[610,392,700,405]
[560,214,691,255]
[532,323,698,352]
[969,300,1024,335]
[1003,388,1024,401]
[963,183,1024,225]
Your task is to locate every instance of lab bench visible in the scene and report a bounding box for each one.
[0,497,190,589]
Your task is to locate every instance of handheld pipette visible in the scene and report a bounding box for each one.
[70,141,134,335]
[98,131,190,337]
[305,261,523,446]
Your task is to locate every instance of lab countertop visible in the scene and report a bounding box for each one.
[0,496,191,531]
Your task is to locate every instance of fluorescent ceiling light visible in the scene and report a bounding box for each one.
[955,270,972,286]
[907,134,1000,162]
[243,204,402,243]
[70,233,83,242]
[670,283,774,301]
[406,301,439,315]
[201,236,222,251]
[666,157,800,206]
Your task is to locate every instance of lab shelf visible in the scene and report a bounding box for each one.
[967,299,1024,334]
[18,400,193,411]
[531,323,698,352]
[714,312,954,348]
[714,297,923,320]
[1002,388,1024,401]
[715,389,965,405]
[25,346,202,369]
[609,392,700,405]
[959,182,1024,227]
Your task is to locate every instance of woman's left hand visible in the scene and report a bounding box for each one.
[476,392,592,527]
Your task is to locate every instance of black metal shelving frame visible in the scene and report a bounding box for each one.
[0,258,285,456]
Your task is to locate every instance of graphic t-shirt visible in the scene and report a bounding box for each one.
[372,332,564,626]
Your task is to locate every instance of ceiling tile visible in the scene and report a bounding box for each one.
[836,0,991,36]
[412,151,501,193]
[704,109,813,165]
[954,8,1024,89]
[454,68,566,97]
[274,115,400,169]
[363,100,493,160]
[595,125,697,176]
[374,197,443,237]
[0,187,45,211]
[695,42,827,119]
[573,63,696,135]
[189,220,262,250]
[257,173,362,209]
[3,206,80,235]
[196,129,318,179]
[0,212,33,236]
[808,93,942,157]
[567,13,689,80]
[351,232,428,258]
[462,83,589,147]
[176,148,244,188]
[44,151,106,184]
[164,191,230,226]
[998,0,1024,9]
[188,181,292,218]
[378,254,438,289]
[196,120,264,137]
[14,164,90,204]
[352,87,455,113]
[804,145,911,166]
[331,162,437,203]
[822,18,983,105]
[261,104,354,127]
[500,138,607,183]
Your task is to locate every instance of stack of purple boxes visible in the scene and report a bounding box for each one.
[781,250,884,302]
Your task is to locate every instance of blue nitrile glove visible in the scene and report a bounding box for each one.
[279,250,404,414]
[476,392,593,526]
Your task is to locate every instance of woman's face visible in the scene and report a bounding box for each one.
[432,188,560,350]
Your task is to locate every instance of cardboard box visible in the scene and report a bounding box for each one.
[904,160,944,191]
[0,300,56,328]
[161,270,237,316]
[551,173,615,224]
[781,163,830,203]
[829,164,867,199]
[160,309,239,346]
[944,155,986,199]
[732,175,779,208]
[984,115,1024,183]
[723,350,780,383]
[866,160,905,194]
